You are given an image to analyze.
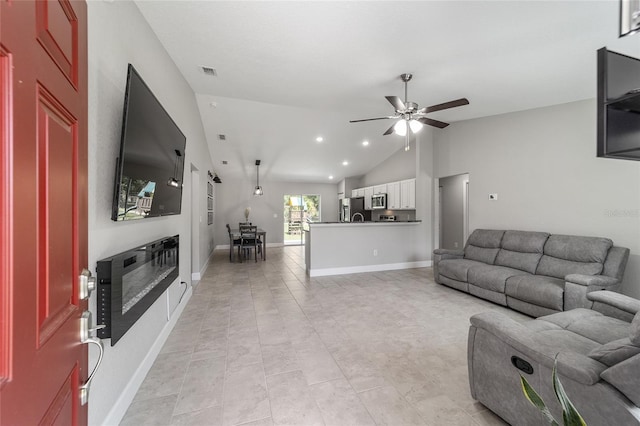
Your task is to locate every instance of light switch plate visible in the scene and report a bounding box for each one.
[489,193,498,200]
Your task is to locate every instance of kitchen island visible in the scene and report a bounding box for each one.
[304,221,430,277]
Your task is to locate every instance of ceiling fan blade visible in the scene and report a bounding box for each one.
[385,96,406,111]
[383,123,396,136]
[350,116,395,123]
[417,117,449,129]
[424,98,469,114]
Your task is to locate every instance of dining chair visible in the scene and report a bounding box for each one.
[239,225,263,262]
[226,224,242,262]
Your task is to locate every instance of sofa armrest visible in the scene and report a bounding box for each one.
[565,274,620,288]
[470,312,604,385]
[433,248,464,257]
[587,291,640,322]
[432,249,464,284]
[564,275,621,312]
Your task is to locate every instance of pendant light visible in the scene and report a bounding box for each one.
[167,149,182,187]
[253,160,263,196]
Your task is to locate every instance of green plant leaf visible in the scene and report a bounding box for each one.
[520,375,559,425]
[552,359,587,426]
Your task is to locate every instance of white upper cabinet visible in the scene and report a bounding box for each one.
[387,181,401,209]
[352,178,415,210]
[400,179,416,209]
[364,187,374,210]
[373,184,387,194]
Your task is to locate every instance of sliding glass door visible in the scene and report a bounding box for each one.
[283,194,321,245]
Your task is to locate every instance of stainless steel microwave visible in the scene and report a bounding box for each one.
[371,193,387,210]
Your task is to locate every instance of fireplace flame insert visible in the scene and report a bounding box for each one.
[97,235,179,345]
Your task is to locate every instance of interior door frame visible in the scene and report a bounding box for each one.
[434,173,470,250]
[283,194,321,246]
[190,165,200,281]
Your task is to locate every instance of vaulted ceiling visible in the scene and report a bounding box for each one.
[135,0,639,183]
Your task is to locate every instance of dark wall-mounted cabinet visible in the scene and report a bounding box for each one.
[598,48,640,161]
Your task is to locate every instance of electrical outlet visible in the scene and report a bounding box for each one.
[373,249,378,256]
[489,193,498,201]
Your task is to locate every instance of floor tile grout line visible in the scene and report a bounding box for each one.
[125,247,509,426]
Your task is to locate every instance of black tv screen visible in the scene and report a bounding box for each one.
[112,64,187,221]
[597,48,640,161]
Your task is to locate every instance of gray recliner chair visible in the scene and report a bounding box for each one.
[468,291,640,425]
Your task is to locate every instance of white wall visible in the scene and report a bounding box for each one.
[307,223,429,276]
[415,131,436,262]
[213,177,339,247]
[359,140,417,187]
[86,1,214,424]
[434,100,640,298]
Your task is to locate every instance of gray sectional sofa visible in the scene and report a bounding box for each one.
[433,229,629,317]
[468,291,640,425]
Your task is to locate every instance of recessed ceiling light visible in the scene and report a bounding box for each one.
[316,136,324,142]
[328,175,334,180]
[362,140,369,146]
[342,161,349,166]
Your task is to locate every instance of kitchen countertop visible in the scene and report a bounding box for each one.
[308,220,422,226]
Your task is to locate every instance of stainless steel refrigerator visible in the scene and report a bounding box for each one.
[340,197,371,222]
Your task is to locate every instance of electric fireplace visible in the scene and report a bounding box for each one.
[97,235,179,345]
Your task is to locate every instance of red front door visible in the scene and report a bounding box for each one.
[0,0,88,424]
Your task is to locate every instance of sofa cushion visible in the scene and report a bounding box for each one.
[464,229,504,264]
[493,231,548,274]
[438,259,486,282]
[536,234,612,279]
[536,256,603,279]
[534,329,601,355]
[505,275,565,311]
[543,234,613,263]
[601,354,640,406]
[465,245,500,265]
[467,229,505,248]
[495,250,543,274]
[631,311,640,345]
[501,230,550,253]
[588,338,640,367]
[539,309,630,344]
[468,265,529,293]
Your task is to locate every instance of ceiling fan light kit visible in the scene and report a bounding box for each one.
[350,73,469,151]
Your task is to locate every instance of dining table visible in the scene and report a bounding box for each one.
[230,227,267,261]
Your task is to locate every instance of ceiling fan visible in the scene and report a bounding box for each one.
[350,73,469,150]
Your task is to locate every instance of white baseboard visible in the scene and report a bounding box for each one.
[308,260,432,277]
[101,287,192,426]
[191,249,215,282]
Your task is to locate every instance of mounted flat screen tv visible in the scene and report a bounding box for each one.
[112,64,187,221]
[597,48,640,161]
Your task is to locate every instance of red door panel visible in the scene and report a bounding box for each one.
[0,44,12,386]
[0,0,88,424]
[36,0,79,86]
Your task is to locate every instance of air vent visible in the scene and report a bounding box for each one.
[222,160,228,165]
[202,66,217,76]
[218,134,226,141]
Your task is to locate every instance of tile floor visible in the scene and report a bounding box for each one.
[121,246,528,426]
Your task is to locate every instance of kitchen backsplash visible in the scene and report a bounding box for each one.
[372,209,416,221]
